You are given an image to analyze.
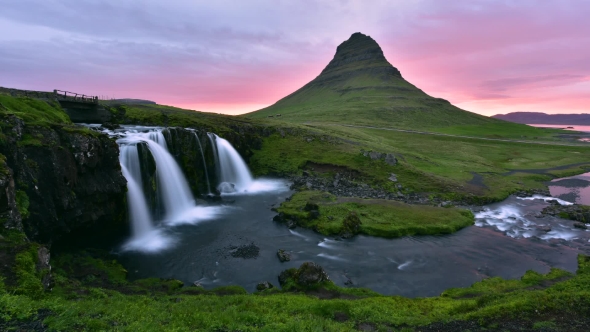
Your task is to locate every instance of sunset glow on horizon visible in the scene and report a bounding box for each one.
[1,1,588,116]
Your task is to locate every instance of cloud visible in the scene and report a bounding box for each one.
[0,0,588,115]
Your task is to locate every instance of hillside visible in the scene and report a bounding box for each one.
[493,112,590,125]
[246,32,501,129]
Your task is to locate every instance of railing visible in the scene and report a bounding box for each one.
[53,90,99,104]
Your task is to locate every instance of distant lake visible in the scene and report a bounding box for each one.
[528,124,590,132]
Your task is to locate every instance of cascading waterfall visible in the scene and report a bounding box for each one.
[119,144,154,237]
[193,132,212,194]
[209,133,253,192]
[117,130,195,223]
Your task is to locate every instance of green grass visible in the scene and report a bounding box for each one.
[1,252,589,331]
[250,125,590,202]
[276,191,474,238]
[0,95,71,126]
[120,103,265,135]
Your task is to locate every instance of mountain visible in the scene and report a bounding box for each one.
[245,32,499,129]
[493,112,590,125]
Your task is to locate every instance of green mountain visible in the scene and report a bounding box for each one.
[246,32,499,129]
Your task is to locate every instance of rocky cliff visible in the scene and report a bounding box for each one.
[0,114,127,244]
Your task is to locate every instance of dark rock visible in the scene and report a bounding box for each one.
[0,115,127,244]
[536,225,552,233]
[256,281,274,291]
[36,246,53,290]
[230,243,260,259]
[277,249,291,262]
[297,262,330,286]
[574,222,588,229]
[309,210,320,219]
[304,202,320,211]
[278,262,330,290]
[341,211,362,238]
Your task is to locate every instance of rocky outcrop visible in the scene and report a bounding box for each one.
[542,203,590,224]
[341,211,362,238]
[278,262,330,290]
[0,115,127,244]
[277,249,291,262]
[361,150,397,166]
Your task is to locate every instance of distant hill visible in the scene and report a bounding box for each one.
[245,32,500,129]
[493,112,590,125]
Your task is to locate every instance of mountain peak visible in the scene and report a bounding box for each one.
[320,32,400,77]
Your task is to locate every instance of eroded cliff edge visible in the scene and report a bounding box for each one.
[0,113,127,244]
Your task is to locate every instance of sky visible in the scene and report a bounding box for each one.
[0,0,588,116]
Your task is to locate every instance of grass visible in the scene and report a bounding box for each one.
[250,125,590,202]
[276,191,474,238]
[0,95,71,127]
[1,249,589,331]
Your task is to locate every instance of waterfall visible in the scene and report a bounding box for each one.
[193,132,212,194]
[210,134,253,192]
[117,130,195,222]
[119,144,154,238]
[142,138,195,221]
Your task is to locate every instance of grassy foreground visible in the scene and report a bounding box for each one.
[275,191,474,238]
[1,237,590,331]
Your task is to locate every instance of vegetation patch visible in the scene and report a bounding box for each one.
[275,191,474,238]
[0,95,71,126]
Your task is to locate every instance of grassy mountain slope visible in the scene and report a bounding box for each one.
[246,33,501,130]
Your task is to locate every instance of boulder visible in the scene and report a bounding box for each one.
[573,222,588,230]
[278,262,330,290]
[277,249,291,262]
[341,211,362,238]
[297,262,330,286]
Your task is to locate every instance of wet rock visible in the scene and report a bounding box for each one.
[573,222,588,229]
[230,243,260,259]
[278,262,330,290]
[297,262,330,286]
[277,249,291,262]
[536,225,552,233]
[256,281,274,291]
[302,170,310,177]
[36,246,53,290]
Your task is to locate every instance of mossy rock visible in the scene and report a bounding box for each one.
[341,211,362,238]
[279,262,331,291]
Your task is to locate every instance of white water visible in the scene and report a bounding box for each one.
[119,146,153,237]
[474,197,588,242]
[119,144,172,252]
[210,134,253,193]
[142,138,195,221]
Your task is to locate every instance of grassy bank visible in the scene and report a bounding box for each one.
[1,241,589,331]
[275,191,474,238]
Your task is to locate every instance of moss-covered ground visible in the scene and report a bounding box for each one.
[276,191,474,238]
